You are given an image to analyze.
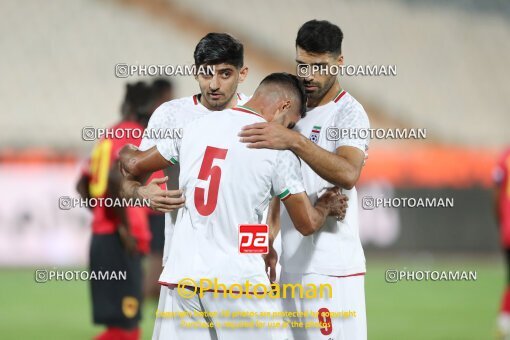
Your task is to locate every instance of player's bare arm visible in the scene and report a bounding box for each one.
[293,139,365,190]
[267,191,348,242]
[263,197,282,282]
[119,144,185,213]
[239,122,364,189]
[283,187,346,236]
[263,193,348,280]
[267,197,282,244]
[107,160,137,254]
[272,189,348,237]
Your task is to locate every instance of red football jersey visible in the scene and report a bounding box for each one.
[83,120,151,253]
[494,148,510,247]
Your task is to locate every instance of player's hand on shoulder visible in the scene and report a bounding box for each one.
[139,176,185,213]
[317,187,348,220]
[239,122,299,150]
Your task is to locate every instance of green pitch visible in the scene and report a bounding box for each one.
[0,258,503,339]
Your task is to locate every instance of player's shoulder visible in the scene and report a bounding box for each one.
[107,121,142,139]
[333,90,366,115]
[107,121,123,131]
[157,95,196,112]
[114,120,142,129]
[150,95,199,125]
[332,90,369,125]
[104,121,142,155]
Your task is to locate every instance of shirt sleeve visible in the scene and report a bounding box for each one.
[139,102,180,164]
[332,101,370,156]
[271,150,305,200]
[139,102,175,151]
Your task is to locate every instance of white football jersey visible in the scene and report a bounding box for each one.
[139,93,249,264]
[155,106,305,286]
[280,89,370,276]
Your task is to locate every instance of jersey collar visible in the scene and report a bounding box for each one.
[232,105,264,118]
[333,88,347,103]
[193,93,243,106]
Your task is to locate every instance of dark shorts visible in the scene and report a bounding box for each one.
[89,233,143,329]
[149,214,165,254]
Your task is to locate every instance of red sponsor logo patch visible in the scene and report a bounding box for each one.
[238,224,269,254]
[318,307,333,336]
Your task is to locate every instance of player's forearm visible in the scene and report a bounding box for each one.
[295,203,329,236]
[291,134,358,189]
[110,161,138,201]
[107,167,131,228]
[307,203,330,234]
[302,187,346,235]
[297,198,330,236]
[119,144,163,200]
[120,145,145,177]
[120,175,145,201]
[266,197,281,245]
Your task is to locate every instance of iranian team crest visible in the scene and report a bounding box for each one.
[309,125,321,143]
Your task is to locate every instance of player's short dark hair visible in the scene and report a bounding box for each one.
[296,20,343,55]
[260,73,307,118]
[122,81,153,117]
[194,33,244,68]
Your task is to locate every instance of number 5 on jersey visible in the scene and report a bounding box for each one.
[194,146,228,216]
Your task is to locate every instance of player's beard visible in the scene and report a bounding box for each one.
[304,77,335,103]
[304,81,321,96]
[204,91,235,110]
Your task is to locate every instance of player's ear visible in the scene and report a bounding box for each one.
[237,66,249,84]
[273,99,291,121]
[281,99,291,112]
[336,53,344,66]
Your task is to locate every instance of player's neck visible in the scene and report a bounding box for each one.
[240,99,267,121]
[307,81,342,108]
